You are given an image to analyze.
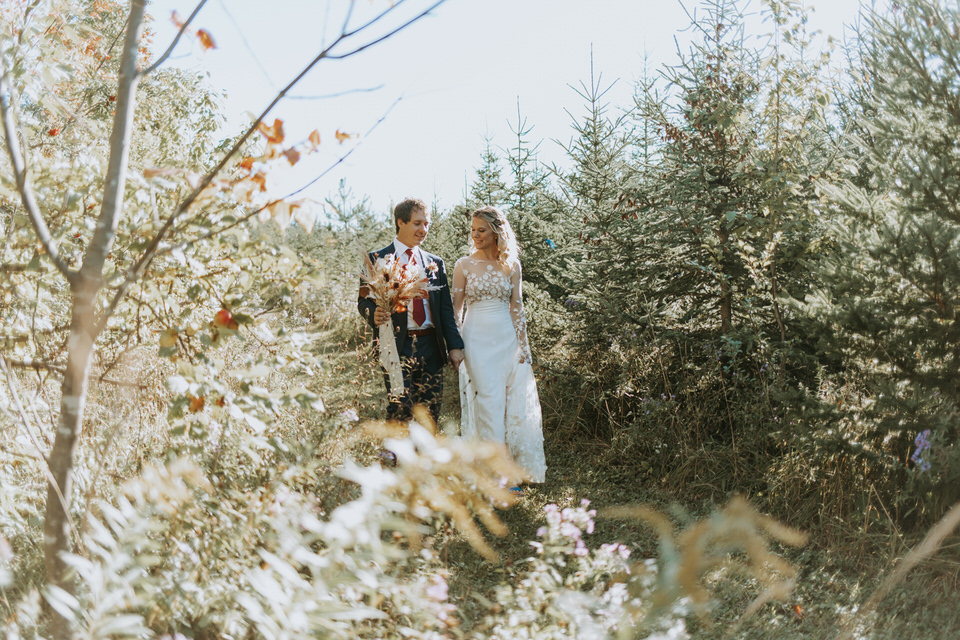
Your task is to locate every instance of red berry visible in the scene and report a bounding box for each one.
[213,308,239,330]
[214,309,232,326]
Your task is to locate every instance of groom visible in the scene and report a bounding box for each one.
[358,198,464,422]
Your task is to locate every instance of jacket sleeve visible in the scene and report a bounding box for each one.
[358,252,378,331]
[434,257,464,351]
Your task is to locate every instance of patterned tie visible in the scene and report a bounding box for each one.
[405,248,427,326]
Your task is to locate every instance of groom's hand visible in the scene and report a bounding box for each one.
[448,349,464,369]
[373,307,390,326]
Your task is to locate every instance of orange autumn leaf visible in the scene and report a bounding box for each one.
[189,395,205,413]
[282,147,300,166]
[308,129,321,149]
[196,29,216,51]
[232,178,259,204]
[251,171,268,192]
[257,118,284,144]
[267,200,292,228]
[335,129,357,144]
[170,10,185,28]
[239,156,254,171]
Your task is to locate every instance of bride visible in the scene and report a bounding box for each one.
[452,206,546,484]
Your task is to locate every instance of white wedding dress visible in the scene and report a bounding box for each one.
[453,257,546,483]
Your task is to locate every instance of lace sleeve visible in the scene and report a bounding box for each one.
[509,262,532,363]
[452,258,467,329]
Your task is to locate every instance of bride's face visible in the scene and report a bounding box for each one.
[471,217,497,253]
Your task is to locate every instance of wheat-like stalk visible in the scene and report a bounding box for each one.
[837,500,960,640]
[360,252,439,313]
[364,406,528,562]
[604,496,808,636]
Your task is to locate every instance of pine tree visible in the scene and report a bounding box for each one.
[816,0,960,518]
[468,135,508,209]
[505,100,551,249]
[552,53,636,329]
[615,0,833,342]
[500,101,559,294]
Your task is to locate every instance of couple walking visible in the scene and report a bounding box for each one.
[357,198,546,484]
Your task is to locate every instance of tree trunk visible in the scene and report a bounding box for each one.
[718,223,732,333]
[44,294,96,637]
[43,3,145,636]
[769,259,787,342]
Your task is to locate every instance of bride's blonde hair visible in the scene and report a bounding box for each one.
[471,205,519,269]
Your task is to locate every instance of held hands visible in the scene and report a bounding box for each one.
[448,348,464,369]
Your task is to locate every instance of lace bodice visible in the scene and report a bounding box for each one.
[453,256,532,362]
[457,260,512,305]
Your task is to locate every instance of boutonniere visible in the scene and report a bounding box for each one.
[425,261,439,275]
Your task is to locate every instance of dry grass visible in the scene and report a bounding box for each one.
[412,432,960,639]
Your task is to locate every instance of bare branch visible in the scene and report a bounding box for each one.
[341,0,406,40]
[0,355,75,537]
[0,65,74,281]
[99,0,448,333]
[286,84,385,100]
[5,359,149,390]
[329,0,446,60]
[162,93,405,253]
[140,0,211,77]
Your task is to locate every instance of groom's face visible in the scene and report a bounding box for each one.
[397,208,430,248]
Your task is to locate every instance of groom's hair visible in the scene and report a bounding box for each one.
[394,198,428,234]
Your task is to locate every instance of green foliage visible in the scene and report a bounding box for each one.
[4,0,960,637]
[512,0,844,511]
[468,136,509,209]
[810,0,960,522]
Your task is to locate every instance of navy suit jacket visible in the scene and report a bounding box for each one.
[358,243,465,364]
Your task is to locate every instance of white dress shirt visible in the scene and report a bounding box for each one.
[393,238,434,330]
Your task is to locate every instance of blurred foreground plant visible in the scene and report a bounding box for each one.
[478,496,807,640]
[362,406,529,562]
[0,407,527,638]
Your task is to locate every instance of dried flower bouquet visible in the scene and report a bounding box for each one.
[360,252,440,395]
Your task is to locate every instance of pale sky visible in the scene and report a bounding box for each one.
[146,0,866,216]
